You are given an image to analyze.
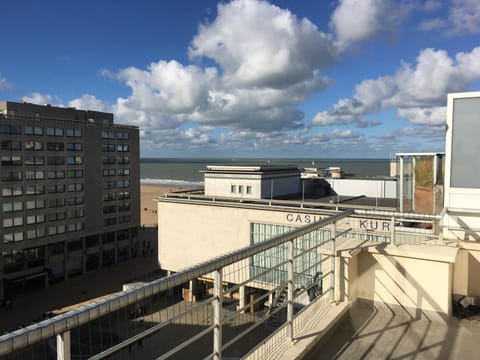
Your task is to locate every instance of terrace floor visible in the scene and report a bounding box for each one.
[303,300,480,360]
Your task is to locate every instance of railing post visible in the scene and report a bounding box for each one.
[56,330,71,360]
[213,269,223,360]
[287,239,294,340]
[390,216,395,245]
[330,221,336,302]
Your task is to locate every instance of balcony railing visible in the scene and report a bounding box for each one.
[0,210,354,359]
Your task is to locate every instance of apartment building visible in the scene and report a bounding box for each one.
[0,101,140,301]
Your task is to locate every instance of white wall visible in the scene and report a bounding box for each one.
[326,178,396,198]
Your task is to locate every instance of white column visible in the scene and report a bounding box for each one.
[331,222,336,302]
[239,285,245,313]
[213,269,223,360]
[56,331,71,360]
[287,239,294,340]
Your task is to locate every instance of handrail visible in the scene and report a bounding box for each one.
[0,209,353,356]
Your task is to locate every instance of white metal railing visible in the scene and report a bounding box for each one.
[0,210,353,360]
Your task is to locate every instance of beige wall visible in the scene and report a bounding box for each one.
[348,245,456,316]
[453,242,480,297]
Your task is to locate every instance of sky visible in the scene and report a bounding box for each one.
[1,0,479,158]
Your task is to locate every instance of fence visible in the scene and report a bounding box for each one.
[0,210,353,360]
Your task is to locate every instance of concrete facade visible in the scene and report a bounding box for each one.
[0,101,140,301]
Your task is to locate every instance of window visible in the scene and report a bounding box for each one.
[103,180,116,189]
[116,144,129,152]
[68,222,84,232]
[1,140,21,150]
[27,228,46,240]
[67,170,83,178]
[67,209,84,219]
[66,128,82,137]
[4,232,24,243]
[25,156,44,165]
[46,127,63,137]
[2,171,22,181]
[118,191,130,200]
[103,169,116,177]
[104,217,117,226]
[1,155,21,166]
[247,186,252,194]
[2,187,23,197]
[27,214,45,224]
[103,205,117,214]
[231,185,236,193]
[47,156,64,165]
[117,156,129,164]
[24,140,43,150]
[3,217,23,228]
[118,215,131,224]
[26,199,45,210]
[117,168,130,176]
[46,142,64,151]
[25,170,45,180]
[239,185,244,194]
[48,198,65,208]
[117,132,129,140]
[25,185,45,195]
[48,225,66,236]
[118,202,130,212]
[2,201,23,212]
[48,212,66,222]
[103,193,116,201]
[0,124,21,134]
[117,180,130,188]
[102,156,116,165]
[101,144,116,152]
[47,184,65,193]
[47,170,65,179]
[67,183,83,192]
[66,142,83,151]
[67,196,83,205]
[66,156,82,165]
[101,131,115,139]
[24,126,43,135]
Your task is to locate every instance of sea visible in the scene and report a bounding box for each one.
[140,158,391,187]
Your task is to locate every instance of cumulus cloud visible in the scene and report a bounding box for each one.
[94,0,337,136]
[312,47,480,126]
[330,0,411,48]
[189,0,334,88]
[68,94,111,113]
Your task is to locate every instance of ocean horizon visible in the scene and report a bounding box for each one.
[140,157,392,186]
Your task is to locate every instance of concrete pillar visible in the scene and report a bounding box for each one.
[238,285,246,313]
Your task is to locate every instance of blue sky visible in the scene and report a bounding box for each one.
[1,0,479,158]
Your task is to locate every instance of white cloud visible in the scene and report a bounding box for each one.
[20,93,56,106]
[68,94,111,113]
[448,0,480,34]
[330,0,410,48]
[424,0,443,11]
[312,47,480,126]
[419,0,480,35]
[0,76,11,90]
[189,0,334,88]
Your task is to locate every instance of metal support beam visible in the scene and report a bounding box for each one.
[287,239,294,340]
[213,269,223,360]
[56,331,70,360]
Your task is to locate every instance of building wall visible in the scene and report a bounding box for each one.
[348,246,456,316]
[453,242,480,297]
[326,178,396,198]
[0,103,140,300]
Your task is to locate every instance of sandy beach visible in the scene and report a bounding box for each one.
[140,184,172,227]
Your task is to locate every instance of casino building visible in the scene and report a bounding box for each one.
[0,101,140,301]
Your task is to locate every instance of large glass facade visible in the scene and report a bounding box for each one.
[250,223,329,290]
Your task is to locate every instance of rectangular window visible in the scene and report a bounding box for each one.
[46,142,64,151]
[247,186,252,194]
[24,140,43,150]
[66,156,82,165]
[1,140,22,150]
[231,185,236,193]
[67,170,83,178]
[2,187,23,197]
[66,142,83,151]
[2,171,22,181]
[239,185,244,194]
[25,185,45,195]
[47,156,64,165]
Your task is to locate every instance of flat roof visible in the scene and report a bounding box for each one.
[204,164,299,172]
